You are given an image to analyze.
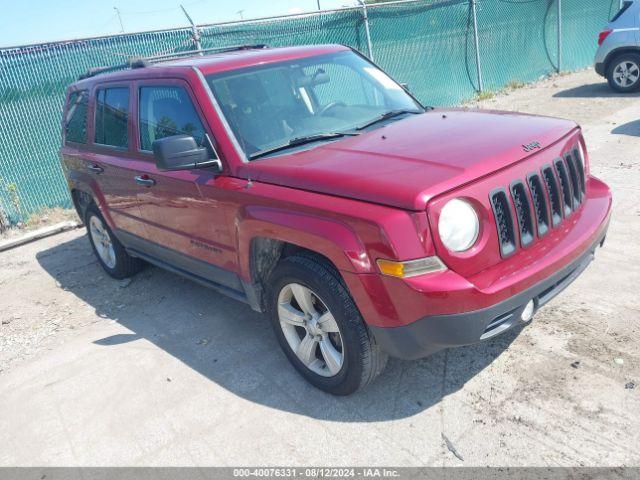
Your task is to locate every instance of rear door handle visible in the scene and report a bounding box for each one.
[87,164,104,174]
[134,175,155,187]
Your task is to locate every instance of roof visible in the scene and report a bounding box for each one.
[161,44,348,74]
[72,44,349,87]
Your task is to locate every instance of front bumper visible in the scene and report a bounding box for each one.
[370,228,608,360]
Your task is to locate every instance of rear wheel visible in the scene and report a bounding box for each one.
[607,54,640,93]
[268,254,387,395]
[85,203,143,279]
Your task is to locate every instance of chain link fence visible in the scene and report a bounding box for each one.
[0,0,619,225]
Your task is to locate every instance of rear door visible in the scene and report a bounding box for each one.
[81,82,149,238]
[61,88,92,203]
[128,79,241,291]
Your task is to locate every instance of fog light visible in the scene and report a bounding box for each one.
[521,300,535,322]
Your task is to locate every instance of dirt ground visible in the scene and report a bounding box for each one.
[0,207,77,240]
[0,69,638,466]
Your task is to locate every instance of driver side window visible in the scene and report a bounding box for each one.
[139,85,214,157]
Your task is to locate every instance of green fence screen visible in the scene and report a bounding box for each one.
[0,0,618,224]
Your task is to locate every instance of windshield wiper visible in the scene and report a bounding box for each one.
[355,109,423,131]
[249,132,357,160]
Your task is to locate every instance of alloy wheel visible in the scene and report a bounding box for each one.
[89,215,116,269]
[613,60,640,88]
[277,283,344,377]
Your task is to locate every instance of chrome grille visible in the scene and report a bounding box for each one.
[572,148,586,195]
[510,181,534,247]
[489,188,517,257]
[527,173,549,237]
[542,165,562,227]
[554,157,573,216]
[564,152,582,205]
[489,146,586,258]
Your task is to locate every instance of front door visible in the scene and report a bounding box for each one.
[129,80,240,291]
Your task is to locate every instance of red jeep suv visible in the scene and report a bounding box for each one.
[60,44,611,395]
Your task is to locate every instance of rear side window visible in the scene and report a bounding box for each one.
[611,1,632,21]
[138,86,208,152]
[64,90,88,144]
[95,87,129,148]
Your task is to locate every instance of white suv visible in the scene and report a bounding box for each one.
[594,0,640,92]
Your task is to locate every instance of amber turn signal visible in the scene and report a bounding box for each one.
[377,257,446,278]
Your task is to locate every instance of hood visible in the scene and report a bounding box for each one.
[237,109,578,210]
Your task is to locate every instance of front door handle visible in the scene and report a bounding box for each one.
[134,175,155,187]
[87,164,103,174]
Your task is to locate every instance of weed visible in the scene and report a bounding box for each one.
[0,176,24,224]
[506,80,525,90]
[24,207,76,229]
[475,90,495,101]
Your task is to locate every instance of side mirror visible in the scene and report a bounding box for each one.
[152,135,210,171]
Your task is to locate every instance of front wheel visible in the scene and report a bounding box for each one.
[607,54,640,93]
[268,254,387,395]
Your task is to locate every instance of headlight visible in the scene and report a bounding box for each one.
[438,198,479,252]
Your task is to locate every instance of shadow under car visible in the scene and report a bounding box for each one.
[36,233,520,422]
[553,82,640,98]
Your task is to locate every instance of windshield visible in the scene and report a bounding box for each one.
[205,50,423,159]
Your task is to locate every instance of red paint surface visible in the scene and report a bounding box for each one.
[60,45,612,329]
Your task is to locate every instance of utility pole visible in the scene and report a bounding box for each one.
[236,9,245,20]
[180,4,203,54]
[470,0,483,92]
[356,0,374,61]
[317,0,321,10]
[557,0,562,72]
[113,7,124,33]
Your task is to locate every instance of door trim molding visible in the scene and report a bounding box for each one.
[116,229,249,303]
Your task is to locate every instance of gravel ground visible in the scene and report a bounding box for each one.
[0,207,77,241]
[0,69,638,466]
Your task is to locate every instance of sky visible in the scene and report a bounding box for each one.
[0,0,355,48]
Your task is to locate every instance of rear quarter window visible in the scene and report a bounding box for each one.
[64,90,88,144]
[611,1,632,22]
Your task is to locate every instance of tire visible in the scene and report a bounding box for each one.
[607,53,640,93]
[267,254,387,395]
[85,203,143,279]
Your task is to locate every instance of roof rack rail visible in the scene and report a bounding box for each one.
[77,44,268,81]
[134,44,268,66]
[77,64,127,80]
[77,57,145,81]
